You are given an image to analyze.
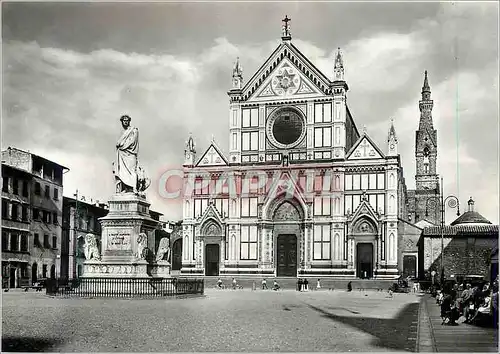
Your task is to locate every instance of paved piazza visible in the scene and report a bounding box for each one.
[2,290,420,352]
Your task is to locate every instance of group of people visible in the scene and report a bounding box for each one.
[216,278,281,291]
[437,278,498,327]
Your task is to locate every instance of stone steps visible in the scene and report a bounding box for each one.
[201,276,395,291]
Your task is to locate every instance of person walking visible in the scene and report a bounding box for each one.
[261,278,268,290]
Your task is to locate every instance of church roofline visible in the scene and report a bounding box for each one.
[241,41,332,99]
[345,130,386,160]
[194,140,229,167]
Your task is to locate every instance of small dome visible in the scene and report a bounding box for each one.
[450,197,492,226]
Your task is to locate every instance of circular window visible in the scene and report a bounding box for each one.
[267,107,306,149]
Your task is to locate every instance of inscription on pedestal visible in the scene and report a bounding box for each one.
[107,231,132,250]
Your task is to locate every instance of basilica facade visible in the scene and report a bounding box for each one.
[178,20,437,279]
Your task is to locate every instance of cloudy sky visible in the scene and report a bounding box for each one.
[2,1,498,223]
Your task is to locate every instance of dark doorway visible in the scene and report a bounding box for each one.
[172,238,182,271]
[32,263,37,284]
[403,255,417,278]
[276,234,297,277]
[10,267,16,288]
[50,264,56,279]
[205,244,220,276]
[356,243,373,279]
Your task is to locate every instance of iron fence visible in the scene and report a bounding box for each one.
[46,277,204,298]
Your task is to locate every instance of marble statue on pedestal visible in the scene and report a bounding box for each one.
[84,234,101,260]
[113,115,150,194]
[156,238,171,262]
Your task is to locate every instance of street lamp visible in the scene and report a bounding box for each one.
[425,176,460,286]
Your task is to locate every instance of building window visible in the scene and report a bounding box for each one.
[377,173,385,189]
[34,233,40,247]
[352,174,361,190]
[20,235,28,252]
[44,234,50,248]
[361,174,369,190]
[2,232,8,251]
[22,205,28,221]
[241,197,258,217]
[345,174,353,190]
[22,181,28,197]
[241,131,258,151]
[53,188,59,200]
[314,127,332,148]
[313,225,331,260]
[35,182,41,195]
[53,212,58,225]
[52,236,57,249]
[2,177,8,193]
[33,208,40,221]
[240,225,257,260]
[314,196,331,216]
[42,264,47,278]
[11,203,18,220]
[12,179,19,195]
[2,199,8,219]
[242,108,258,128]
[10,233,19,252]
[314,103,332,123]
[42,210,51,224]
[45,185,50,198]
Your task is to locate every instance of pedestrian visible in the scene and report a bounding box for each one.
[273,279,280,291]
[262,278,268,290]
[217,277,223,289]
[347,281,352,292]
[304,278,309,292]
[316,278,321,290]
[232,277,237,290]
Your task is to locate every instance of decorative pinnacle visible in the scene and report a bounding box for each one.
[388,118,397,142]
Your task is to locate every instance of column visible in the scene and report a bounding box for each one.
[220,238,225,269]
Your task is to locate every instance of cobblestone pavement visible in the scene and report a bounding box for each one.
[2,289,420,352]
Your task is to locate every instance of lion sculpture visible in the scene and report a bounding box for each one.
[135,233,148,260]
[83,233,101,260]
[156,237,171,263]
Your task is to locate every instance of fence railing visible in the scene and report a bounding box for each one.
[46,277,204,298]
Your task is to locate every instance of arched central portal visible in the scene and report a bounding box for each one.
[272,200,302,277]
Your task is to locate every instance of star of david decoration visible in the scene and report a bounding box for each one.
[276,69,296,90]
[272,68,299,95]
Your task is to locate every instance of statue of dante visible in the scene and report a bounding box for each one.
[114,115,139,193]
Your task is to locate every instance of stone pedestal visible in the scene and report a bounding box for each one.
[82,192,160,279]
[150,261,172,278]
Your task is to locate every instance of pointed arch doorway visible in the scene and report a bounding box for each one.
[271,199,304,277]
[356,243,373,279]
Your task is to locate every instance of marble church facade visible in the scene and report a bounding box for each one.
[179,20,432,279]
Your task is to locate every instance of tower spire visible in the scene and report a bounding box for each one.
[418,70,434,129]
[387,118,398,156]
[334,47,345,81]
[232,57,243,90]
[421,70,431,100]
[184,132,196,167]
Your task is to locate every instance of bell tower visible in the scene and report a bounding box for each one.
[414,71,441,224]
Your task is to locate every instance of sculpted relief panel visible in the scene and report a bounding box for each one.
[273,201,301,221]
